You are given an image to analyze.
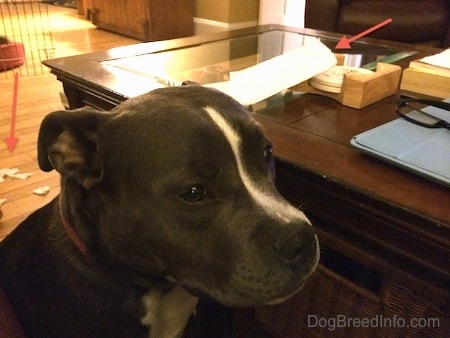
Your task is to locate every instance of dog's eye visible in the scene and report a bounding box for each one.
[264,145,274,164]
[181,185,209,203]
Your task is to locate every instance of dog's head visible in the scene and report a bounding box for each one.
[38,86,319,307]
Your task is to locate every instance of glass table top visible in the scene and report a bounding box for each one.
[102,29,415,85]
[101,29,416,110]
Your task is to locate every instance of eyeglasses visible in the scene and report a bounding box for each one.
[394,98,450,129]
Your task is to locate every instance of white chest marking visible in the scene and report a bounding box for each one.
[141,286,198,338]
[203,106,309,224]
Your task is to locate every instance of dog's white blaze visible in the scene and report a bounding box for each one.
[203,107,309,224]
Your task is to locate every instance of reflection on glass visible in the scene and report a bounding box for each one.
[102,30,416,87]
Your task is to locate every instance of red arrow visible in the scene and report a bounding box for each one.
[335,18,393,49]
[5,72,19,152]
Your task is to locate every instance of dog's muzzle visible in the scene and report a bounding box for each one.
[273,225,318,264]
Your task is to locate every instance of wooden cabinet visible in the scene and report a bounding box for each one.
[89,0,193,41]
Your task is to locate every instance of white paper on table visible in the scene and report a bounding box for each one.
[420,49,450,69]
[205,37,337,106]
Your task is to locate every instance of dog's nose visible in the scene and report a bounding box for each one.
[274,225,317,262]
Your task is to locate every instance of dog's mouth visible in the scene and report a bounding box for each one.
[179,274,310,308]
[165,235,320,307]
[174,263,317,308]
[264,280,306,305]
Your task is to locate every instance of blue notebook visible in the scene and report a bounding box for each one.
[351,101,450,187]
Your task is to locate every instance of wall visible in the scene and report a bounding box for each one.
[259,0,305,27]
[194,0,260,24]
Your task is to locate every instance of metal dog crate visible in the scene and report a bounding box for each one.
[0,1,54,77]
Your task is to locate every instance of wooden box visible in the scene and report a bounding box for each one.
[291,63,402,109]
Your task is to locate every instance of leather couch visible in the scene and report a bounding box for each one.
[305,0,450,48]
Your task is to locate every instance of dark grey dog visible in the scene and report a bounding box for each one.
[0,86,319,338]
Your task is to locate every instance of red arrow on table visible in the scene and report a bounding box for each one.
[5,72,19,152]
[335,18,393,49]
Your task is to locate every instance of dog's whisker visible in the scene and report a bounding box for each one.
[296,204,307,212]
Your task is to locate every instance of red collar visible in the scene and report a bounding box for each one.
[59,196,88,256]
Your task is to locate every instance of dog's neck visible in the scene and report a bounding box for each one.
[58,195,197,338]
[58,195,88,256]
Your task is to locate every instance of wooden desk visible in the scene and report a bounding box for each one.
[43,25,449,336]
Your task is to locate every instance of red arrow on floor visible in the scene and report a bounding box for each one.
[335,18,393,49]
[5,72,19,152]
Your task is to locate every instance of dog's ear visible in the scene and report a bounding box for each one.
[38,107,109,189]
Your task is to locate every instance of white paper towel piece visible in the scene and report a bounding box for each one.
[33,186,51,195]
[206,37,337,105]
